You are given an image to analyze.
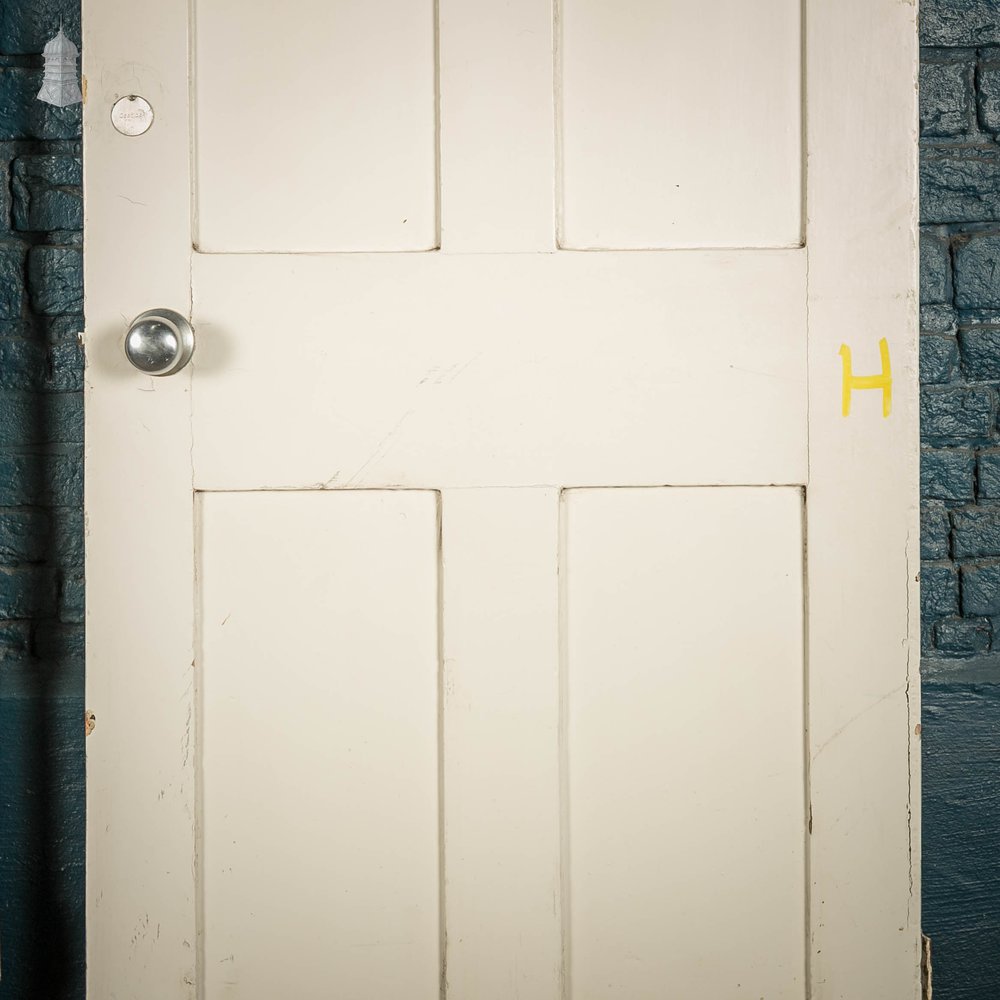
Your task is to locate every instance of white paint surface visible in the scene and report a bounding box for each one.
[559,0,802,249]
[199,491,440,999]
[191,250,806,489]
[194,0,437,252]
[84,1,920,997]
[565,487,805,998]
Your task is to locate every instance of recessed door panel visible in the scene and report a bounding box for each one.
[194,0,437,252]
[199,490,441,1000]
[560,0,802,249]
[565,486,806,998]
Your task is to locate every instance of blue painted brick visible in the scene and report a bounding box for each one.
[0,1,81,56]
[959,327,1000,380]
[922,334,960,383]
[978,450,1000,499]
[952,507,1000,558]
[0,392,83,447]
[961,563,1000,615]
[954,236,1000,311]
[0,244,27,319]
[0,511,49,563]
[922,448,976,500]
[922,502,952,560]
[0,337,47,389]
[921,303,958,334]
[0,68,81,141]
[0,621,30,660]
[980,56,1000,135]
[921,387,997,441]
[46,337,83,392]
[51,507,83,569]
[0,448,83,508]
[58,571,83,624]
[34,622,84,667]
[934,616,992,655]
[921,59,975,137]
[921,150,1000,226]
[27,246,82,315]
[923,562,960,617]
[921,0,1000,46]
[0,566,56,618]
[11,156,83,233]
[921,229,953,304]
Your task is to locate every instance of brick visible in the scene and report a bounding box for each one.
[0,565,56,618]
[922,502,951,560]
[27,246,82,315]
[58,571,83,624]
[0,336,47,389]
[953,507,1000,558]
[954,236,1000,310]
[961,563,1000,615]
[34,622,84,666]
[0,391,82,447]
[0,510,50,563]
[921,386,996,441]
[0,243,27,319]
[980,56,1000,135]
[920,229,952,304]
[921,149,1000,225]
[921,303,957,334]
[934,616,992,655]
[959,327,1000,379]
[920,59,975,137]
[922,448,975,500]
[51,506,83,569]
[921,333,959,384]
[11,155,82,232]
[0,447,83,507]
[46,337,83,392]
[0,2,81,56]
[921,0,1000,46]
[978,450,1000,499]
[0,621,30,660]
[0,67,81,141]
[922,562,960,618]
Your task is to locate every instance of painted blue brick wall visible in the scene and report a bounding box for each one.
[921,2,1000,997]
[0,2,85,997]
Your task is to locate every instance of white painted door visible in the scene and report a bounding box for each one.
[82,2,920,998]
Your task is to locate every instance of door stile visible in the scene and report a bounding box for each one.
[805,0,920,996]
[83,0,197,994]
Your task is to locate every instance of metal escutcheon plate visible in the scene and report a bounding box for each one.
[125,309,195,376]
[111,95,154,136]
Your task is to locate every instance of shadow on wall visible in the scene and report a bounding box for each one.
[0,1,86,996]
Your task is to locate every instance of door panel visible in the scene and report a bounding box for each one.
[191,250,807,490]
[559,0,802,249]
[199,491,441,1000]
[565,487,805,999]
[194,0,437,253]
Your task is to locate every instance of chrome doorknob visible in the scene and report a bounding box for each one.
[124,309,195,376]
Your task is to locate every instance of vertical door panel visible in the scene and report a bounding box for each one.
[199,491,440,1000]
[194,0,437,252]
[565,487,805,999]
[559,0,802,249]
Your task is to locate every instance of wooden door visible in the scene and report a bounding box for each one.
[83,2,920,998]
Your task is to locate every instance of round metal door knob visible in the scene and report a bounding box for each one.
[125,309,195,376]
